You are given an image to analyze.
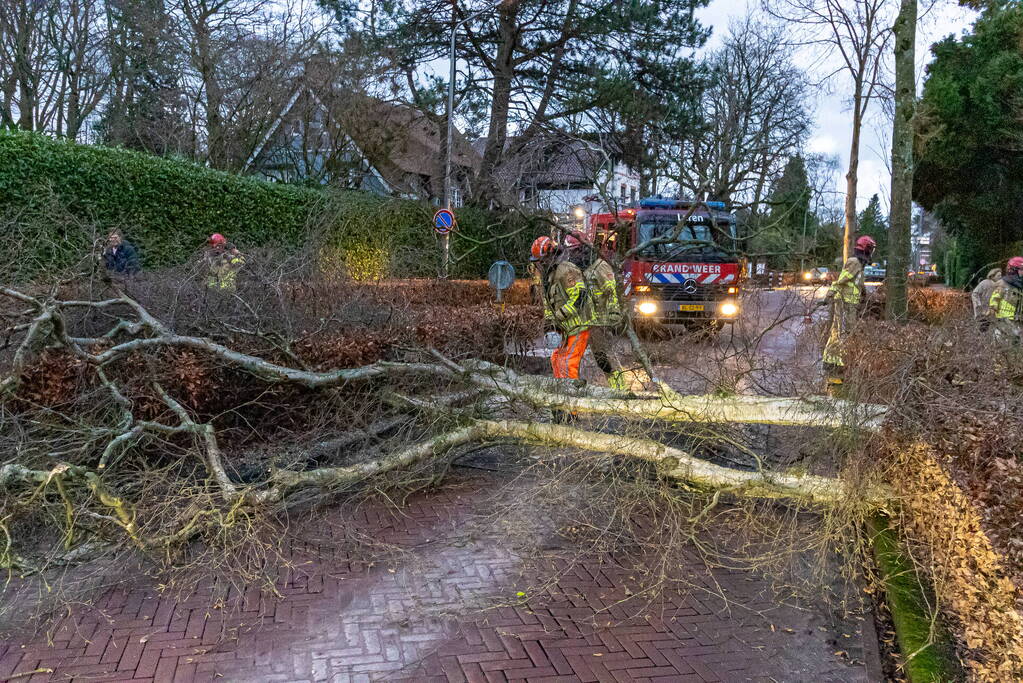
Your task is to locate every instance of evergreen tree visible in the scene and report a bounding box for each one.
[770,156,811,236]
[96,0,186,155]
[915,4,1023,277]
[754,155,812,269]
[317,0,708,204]
[857,194,888,263]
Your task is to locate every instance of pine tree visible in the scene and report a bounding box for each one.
[757,155,812,269]
[857,194,888,263]
[317,0,708,204]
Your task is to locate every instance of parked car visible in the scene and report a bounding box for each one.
[863,264,886,283]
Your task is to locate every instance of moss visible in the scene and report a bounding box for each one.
[869,513,963,682]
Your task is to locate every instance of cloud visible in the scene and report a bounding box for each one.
[807,135,838,156]
[697,0,977,216]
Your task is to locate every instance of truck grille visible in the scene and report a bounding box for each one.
[661,283,716,302]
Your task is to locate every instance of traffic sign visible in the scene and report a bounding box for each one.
[434,209,456,235]
[488,260,516,304]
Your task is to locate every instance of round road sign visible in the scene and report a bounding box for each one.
[488,260,515,292]
[434,209,455,235]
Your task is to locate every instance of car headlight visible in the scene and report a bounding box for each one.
[719,302,739,317]
[803,272,812,280]
[638,301,658,316]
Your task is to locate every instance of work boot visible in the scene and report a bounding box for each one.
[823,362,845,397]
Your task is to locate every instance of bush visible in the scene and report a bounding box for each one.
[0,130,542,281]
[865,286,969,325]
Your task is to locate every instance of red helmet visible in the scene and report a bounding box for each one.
[562,234,584,250]
[1008,256,1023,271]
[208,233,227,247]
[855,235,877,252]
[529,236,554,261]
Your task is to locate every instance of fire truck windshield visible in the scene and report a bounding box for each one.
[636,217,734,260]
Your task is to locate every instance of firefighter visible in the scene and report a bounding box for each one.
[530,235,590,381]
[971,268,1002,330]
[989,256,1023,344]
[205,233,245,291]
[574,239,632,392]
[822,235,876,385]
[526,259,544,306]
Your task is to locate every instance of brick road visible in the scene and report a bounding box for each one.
[1,469,877,682]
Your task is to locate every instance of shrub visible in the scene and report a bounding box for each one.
[865,286,969,325]
[0,130,542,280]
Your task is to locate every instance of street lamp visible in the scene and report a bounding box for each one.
[442,3,492,278]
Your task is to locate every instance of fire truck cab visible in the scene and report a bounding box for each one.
[587,198,742,330]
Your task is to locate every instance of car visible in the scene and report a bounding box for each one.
[863,265,886,283]
[802,267,831,284]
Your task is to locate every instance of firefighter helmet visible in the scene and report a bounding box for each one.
[562,234,584,250]
[529,236,554,261]
[208,233,227,247]
[1008,256,1023,272]
[855,235,877,253]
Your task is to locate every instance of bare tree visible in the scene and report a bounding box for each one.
[675,18,813,217]
[765,0,892,261]
[0,0,110,136]
[174,0,331,169]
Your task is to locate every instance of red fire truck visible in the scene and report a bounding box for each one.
[585,198,742,330]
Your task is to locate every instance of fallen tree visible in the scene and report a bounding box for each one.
[0,280,889,568]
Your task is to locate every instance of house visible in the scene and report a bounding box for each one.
[245,87,479,205]
[480,136,640,216]
[246,78,638,213]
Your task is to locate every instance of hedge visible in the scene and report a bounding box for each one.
[0,129,540,281]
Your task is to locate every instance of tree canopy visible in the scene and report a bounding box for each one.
[915,2,1023,275]
[317,0,709,204]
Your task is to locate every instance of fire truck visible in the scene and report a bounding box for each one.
[585,197,742,330]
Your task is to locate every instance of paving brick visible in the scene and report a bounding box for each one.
[1,472,871,683]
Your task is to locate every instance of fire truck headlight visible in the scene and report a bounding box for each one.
[719,302,739,317]
[638,301,658,316]
[803,271,813,281]
[727,286,738,295]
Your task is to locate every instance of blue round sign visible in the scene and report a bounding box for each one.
[488,260,515,291]
[434,209,455,235]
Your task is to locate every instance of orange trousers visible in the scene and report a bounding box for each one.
[551,329,590,379]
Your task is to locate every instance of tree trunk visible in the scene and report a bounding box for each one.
[843,94,864,263]
[475,5,517,204]
[886,0,916,321]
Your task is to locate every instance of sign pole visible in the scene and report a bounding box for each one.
[443,0,457,280]
[434,209,456,279]
[443,233,450,279]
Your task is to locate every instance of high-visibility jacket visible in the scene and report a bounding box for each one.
[207,249,245,290]
[582,258,622,327]
[527,262,542,288]
[546,260,588,336]
[990,279,1023,321]
[829,256,864,305]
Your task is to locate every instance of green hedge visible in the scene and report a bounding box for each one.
[0,130,540,280]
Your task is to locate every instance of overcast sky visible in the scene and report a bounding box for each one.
[695,1,978,214]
